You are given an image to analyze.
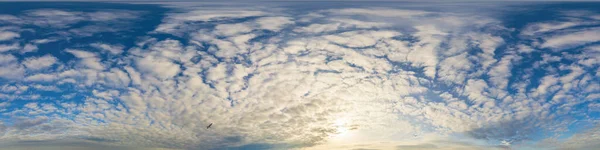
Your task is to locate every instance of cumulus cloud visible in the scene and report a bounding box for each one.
[90,43,124,55]
[0,54,25,79]
[65,49,105,70]
[0,31,19,41]
[214,23,254,36]
[23,55,58,71]
[0,43,20,52]
[255,16,293,31]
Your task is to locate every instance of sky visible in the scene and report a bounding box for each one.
[0,1,599,150]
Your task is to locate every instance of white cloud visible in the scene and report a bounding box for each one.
[488,55,518,89]
[521,21,580,36]
[23,55,58,71]
[533,75,559,97]
[0,43,20,52]
[293,17,392,34]
[0,54,25,79]
[540,28,600,49]
[80,58,105,70]
[25,73,58,82]
[294,23,342,33]
[329,18,389,28]
[135,55,180,80]
[90,43,124,55]
[323,30,400,48]
[155,10,266,34]
[464,79,494,107]
[87,11,140,21]
[24,9,85,28]
[329,8,430,17]
[0,15,22,24]
[32,38,59,44]
[31,84,60,92]
[214,23,253,36]
[66,49,105,70]
[255,16,293,31]
[472,33,504,69]
[18,9,142,28]
[172,10,265,22]
[437,53,472,84]
[554,126,600,150]
[406,25,444,78]
[65,49,97,58]
[21,44,38,53]
[0,31,19,41]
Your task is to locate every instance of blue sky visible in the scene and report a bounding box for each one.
[0,1,599,150]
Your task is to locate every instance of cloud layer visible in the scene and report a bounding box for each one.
[0,2,599,150]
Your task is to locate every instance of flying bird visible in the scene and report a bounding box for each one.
[206,123,213,129]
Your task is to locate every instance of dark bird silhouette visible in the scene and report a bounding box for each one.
[206,123,213,129]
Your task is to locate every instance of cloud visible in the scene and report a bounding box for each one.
[395,143,438,150]
[307,135,507,150]
[0,2,599,150]
[23,55,58,71]
[155,9,266,35]
[214,23,254,36]
[0,54,25,79]
[540,28,600,49]
[0,43,20,52]
[0,31,19,41]
[90,43,124,55]
[255,16,293,31]
[66,49,105,70]
[135,55,180,80]
[65,49,99,58]
[0,5,513,149]
[328,8,430,17]
[294,23,342,33]
[18,9,141,28]
[172,10,265,22]
[132,39,183,80]
[323,30,400,48]
[543,125,600,150]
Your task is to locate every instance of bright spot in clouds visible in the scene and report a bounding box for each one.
[332,118,351,138]
[0,1,599,150]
